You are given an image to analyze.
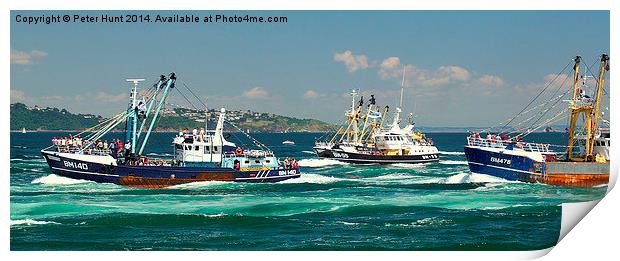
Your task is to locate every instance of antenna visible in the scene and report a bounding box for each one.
[399,66,406,109]
[126,78,145,107]
[125,78,145,154]
[204,97,209,132]
[350,89,358,114]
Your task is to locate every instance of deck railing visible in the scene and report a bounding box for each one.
[223,150,274,158]
[55,146,114,156]
[466,137,552,153]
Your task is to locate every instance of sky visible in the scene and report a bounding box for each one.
[10,11,610,127]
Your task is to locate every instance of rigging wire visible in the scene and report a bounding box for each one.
[519,69,573,134]
[182,82,208,109]
[495,60,573,133]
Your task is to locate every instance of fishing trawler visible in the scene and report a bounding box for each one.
[40,73,300,188]
[464,54,610,187]
[314,68,439,164]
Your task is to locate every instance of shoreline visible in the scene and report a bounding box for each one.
[10,129,564,134]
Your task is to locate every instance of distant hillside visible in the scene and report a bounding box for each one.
[10,103,104,130]
[10,103,334,132]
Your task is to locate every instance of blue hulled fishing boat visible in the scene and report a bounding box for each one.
[41,73,300,188]
[464,54,610,187]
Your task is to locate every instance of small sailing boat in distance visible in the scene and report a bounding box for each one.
[464,54,610,187]
[21,127,26,134]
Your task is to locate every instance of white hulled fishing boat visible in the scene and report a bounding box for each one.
[314,68,439,164]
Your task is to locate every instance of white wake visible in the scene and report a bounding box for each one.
[439,160,469,165]
[279,173,347,184]
[443,173,510,184]
[31,174,91,185]
[10,219,60,226]
[297,158,348,167]
[439,151,465,155]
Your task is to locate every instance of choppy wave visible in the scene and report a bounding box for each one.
[370,173,414,180]
[439,160,468,165]
[390,163,429,169]
[298,158,348,167]
[146,152,173,157]
[31,174,91,185]
[10,219,60,226]
[439,151,465,155]
[169,180,231,189]
[385,217,451,227]
[443,173,510,184]
[279,173,348,184]
[301,150,315,154]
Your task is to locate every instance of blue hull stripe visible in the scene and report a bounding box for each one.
[468,162,539,175]
[51,166,120,177]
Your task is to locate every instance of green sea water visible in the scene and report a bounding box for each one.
[10,132,607,250]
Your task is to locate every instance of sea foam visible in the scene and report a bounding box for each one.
[439,160,469,165]
[31,174,91,185]
[443,173,510,184]
[10,219,60,226]
[279,173,346,184]
[439,151,465,155]
[297,158,348,167]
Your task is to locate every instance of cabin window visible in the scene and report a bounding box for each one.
[204,146,210,154]
[195,146,200,151]
[245,160,250,164]
[255,160,260,163]
[184,145,190,150]
[175,144,183,150]
[266,160,271,163]
[213,147,218,152]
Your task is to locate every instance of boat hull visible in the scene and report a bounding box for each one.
[314,147,439,164]
[41,150,300,188]
[464,146,609,187]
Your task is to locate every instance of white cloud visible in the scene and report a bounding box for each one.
[74,91,126,103]
[303,90,319,99]
[11,49,48,65]
[379,57,402,80]
[334,50,369,72]
[378,57,470,87]
[242,87,269,99]
[476,75,505,86]
[10,90,27,102]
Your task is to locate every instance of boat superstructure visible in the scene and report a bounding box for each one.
[314,67,439,164]
[464,54,610,187]
[41,73,300,188]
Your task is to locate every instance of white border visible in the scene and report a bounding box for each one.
[3,0,617,260]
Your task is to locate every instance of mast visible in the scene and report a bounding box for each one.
[136,75,166,140]
[400,66,406,108]
[216,108,226,160]
[138,73,176,155]
[566,54,609,161]
[347,89,358,143]
[391,66,407,130]
[126,78,145,154]
[566,56,584,161]
[587,53,610,158]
